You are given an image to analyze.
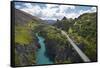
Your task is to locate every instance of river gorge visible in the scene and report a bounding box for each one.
[35,33,54,64]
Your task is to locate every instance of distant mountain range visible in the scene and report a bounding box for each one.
[43,20,56,25]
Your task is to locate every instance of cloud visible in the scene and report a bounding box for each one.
[79,7,96,15]
[20,5,42,16]
[13,0,71,2]
[18,3,76,20]
[15,2,97,20]
[15,2,28,9]
[24,3,33,8]
[91,7,96,12]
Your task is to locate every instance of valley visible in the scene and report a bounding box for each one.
[14,8,97,66]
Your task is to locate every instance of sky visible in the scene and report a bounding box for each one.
[14,1,96,20]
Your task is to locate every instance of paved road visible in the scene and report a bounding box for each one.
[61,30,91,62]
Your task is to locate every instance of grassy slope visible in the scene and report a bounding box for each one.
[15,26,33,45]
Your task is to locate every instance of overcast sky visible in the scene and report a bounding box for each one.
[15,2,96,20]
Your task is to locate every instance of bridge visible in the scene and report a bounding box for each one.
[61,30,91,62]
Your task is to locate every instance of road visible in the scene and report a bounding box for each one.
[61,30,91,62]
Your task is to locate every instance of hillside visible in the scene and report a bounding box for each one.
[68,12,97,61]
[53,17,74,32]
[14,9,42,66]
[15,8,41,25]
[54,12,97,62]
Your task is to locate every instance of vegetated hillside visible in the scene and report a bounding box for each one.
[53,12,97,62]
[53,17,74,32]
[68,12,97,61]
[14,9,42,66]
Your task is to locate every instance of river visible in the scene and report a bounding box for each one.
[35,33,53,64]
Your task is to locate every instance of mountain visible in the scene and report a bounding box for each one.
[15,8,41,25]
[43,20,56,25]
[53,17,74,31]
